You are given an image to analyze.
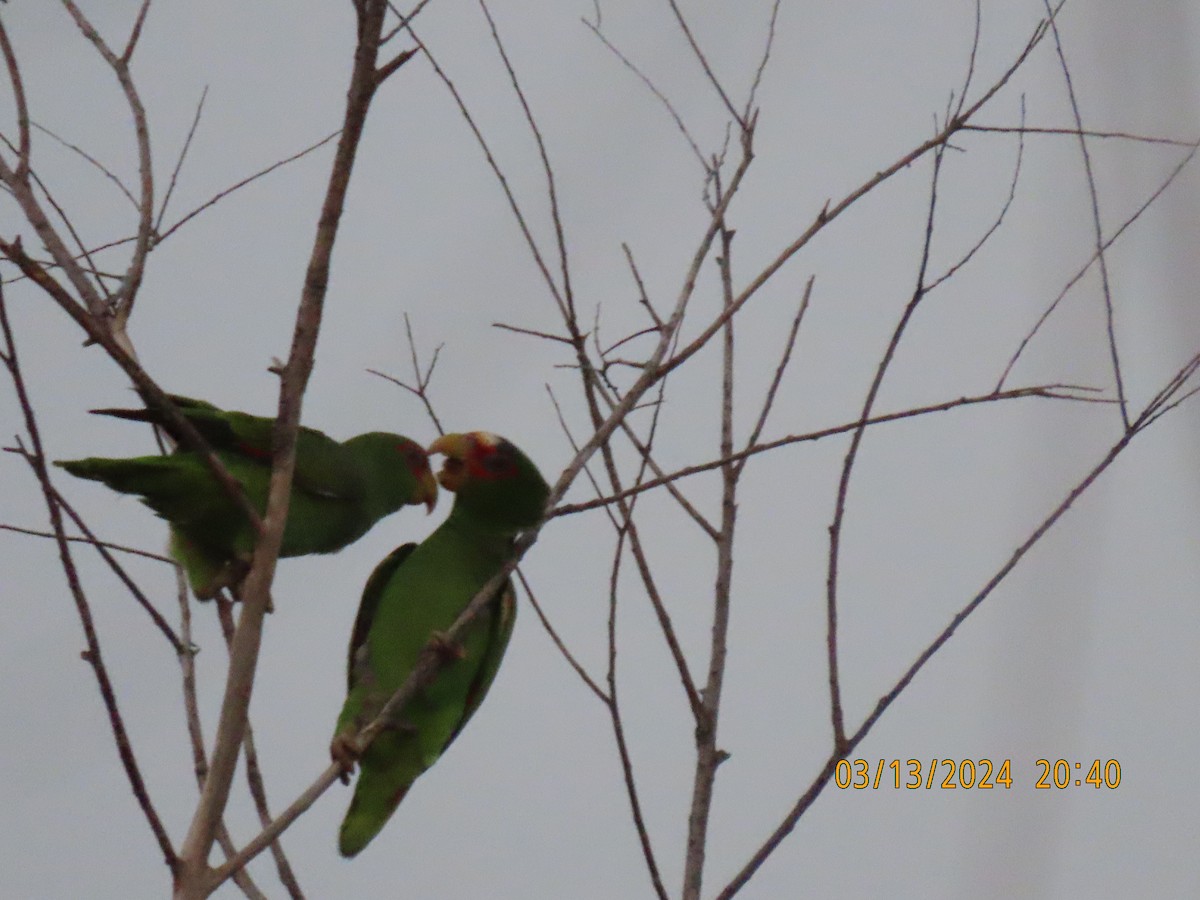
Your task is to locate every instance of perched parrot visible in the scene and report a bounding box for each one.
[332,430,549,858]
[55,394,438,599]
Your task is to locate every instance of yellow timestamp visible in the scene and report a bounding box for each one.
[833,759,1122,790]
[1034,758,1121,789]
[835,758,1014,790]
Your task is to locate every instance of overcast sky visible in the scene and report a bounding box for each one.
[2,2,1199,898]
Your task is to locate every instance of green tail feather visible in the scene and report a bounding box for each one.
[339,778,412,858]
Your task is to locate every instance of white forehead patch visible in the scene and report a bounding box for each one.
[474,431,502,447]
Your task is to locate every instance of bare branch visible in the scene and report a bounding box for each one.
[492,321,576,345]
[177,1,397,887]
[828,139,951,748]
[926,98,1025,291]
[583,19,707,170]
[953,0,983,120]
[604,528,670,900]
[665,0,745,128]
[736,276,813,478]
[374,47,417,86]
[382,0,434,44]
[157,87,208,233]
[0,521,173,564]
[1041,0,1127,428]
[7,481,185,653]
[997,137,1200,389]
[121,0,154,64]
[0,240,265,538]
[744,0,782,120]
[0,19,31,176]
[682,212,739,900]
[962,124,1199,147]
[212,602,304,899]
[0,282,177,871]
[366,315,446,436]
[554,386,1104,517]
[518,568,608,703]
[662,11,1055,383]
[622,244,663,328]
[159,130,341,244]
[715,368,1197,900]
[31,121,139,210]
[406,24,570,323]
[60,0,155,327]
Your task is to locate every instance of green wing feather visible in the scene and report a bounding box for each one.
[347,542,418,691]
[93,393,363,499]
[56,395,435,598]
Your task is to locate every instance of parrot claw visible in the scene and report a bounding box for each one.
[330,734,360,783]
[429,631,466,662]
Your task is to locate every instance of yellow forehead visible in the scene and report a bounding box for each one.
[474,431,502,447]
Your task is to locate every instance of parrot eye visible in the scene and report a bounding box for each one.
[399,443,427,470]
[480,450,516,477]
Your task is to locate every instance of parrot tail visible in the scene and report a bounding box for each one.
[339,779,412,858]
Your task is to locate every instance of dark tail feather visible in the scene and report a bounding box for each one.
[89,406,157,423]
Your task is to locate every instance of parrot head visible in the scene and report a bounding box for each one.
[345,432,439,513]
[428,432,549,532]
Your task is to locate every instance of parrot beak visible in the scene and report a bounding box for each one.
[428,433,472,493]
[417,467,439,513]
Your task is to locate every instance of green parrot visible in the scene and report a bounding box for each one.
[332,430,549,858]
[55,394,438,599]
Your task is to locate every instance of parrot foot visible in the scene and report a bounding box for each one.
[195,559,251,602]
[330,734,360,784]
[226,582,275,614]
[429,631,466,662]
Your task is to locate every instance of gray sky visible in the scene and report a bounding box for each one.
[2,2,1198,897]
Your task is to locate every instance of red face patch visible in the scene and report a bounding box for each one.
[398,441,430,476]
[466,437,518,481]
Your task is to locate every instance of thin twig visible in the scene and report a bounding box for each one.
[743,0,782,120]
[996,137,1200,389]
[156,87,208,233]
[953,0,983,120]
[605,526,670,900]
[1042,0,1128,429]
[158,130,341,244]
[582,19,707,170]
[735,276,813,479]
[0,522,174,564]
[60,0,155,328]
[121,0,154,63]
[30,121,139,209]
[926,98,1025,292]
[665,0,744,128]
[659,11,1055,381]
[961,124,1199,147]
[828,139,948,748]
[0,283,176,870]
[517,569,607,703]
[21,482,184,653]
[491,321,576,345]
[366,312,445,435]
[554,385,1106,516]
